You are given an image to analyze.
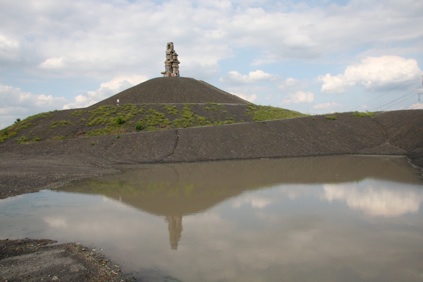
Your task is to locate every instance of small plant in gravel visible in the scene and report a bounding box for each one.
[247,105,305,121]
[173,105,195,128]
[50,120,73,128]
[205,103,226,113]
[325,115,337,120]
[143,109,170,130]
[52,136,65,140]
[135,121,145,131]
[138,105,145,115]
[164,105,178,115]
[17,135,30,144]
[0,128,17,143]
[86,126,127,137]
[112,116,126,126]
[353,111,375,118]
[71,110,86,116]
[196,116,212,126]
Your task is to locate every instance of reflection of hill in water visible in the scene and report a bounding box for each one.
[61,156,420,249]
[62,156,419,216]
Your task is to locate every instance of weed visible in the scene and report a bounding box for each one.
[205,103,226,113]
[164,105,178,115]
[144,109,170,130]
[50,120,73,128]
[17,135,29,144]
[353,111,375,118]
[71,109,86,116]
[325,115,337,120]
[112,116,126,126]
[135,121,145,131]
[86,126,126,136]
[247,105,306,121]
[52,136,65,140]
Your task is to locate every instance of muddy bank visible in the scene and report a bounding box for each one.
[0,239,133,281]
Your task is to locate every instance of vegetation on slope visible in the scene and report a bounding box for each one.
[0,103,307,144]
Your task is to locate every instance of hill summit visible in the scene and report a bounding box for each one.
[91,77,250,107]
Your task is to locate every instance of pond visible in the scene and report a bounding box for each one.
[1,156,422,281]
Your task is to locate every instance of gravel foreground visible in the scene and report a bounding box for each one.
[0,110,422,281]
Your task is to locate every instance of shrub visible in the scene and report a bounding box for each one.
[325,115,337,120]
[135,121,145,131]
[17,135,29,144]
[112,116,125,126]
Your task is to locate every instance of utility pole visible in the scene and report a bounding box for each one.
[419,75,423,102]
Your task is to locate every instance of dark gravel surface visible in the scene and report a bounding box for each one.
[0,110,421,200]
[91,77,250,107]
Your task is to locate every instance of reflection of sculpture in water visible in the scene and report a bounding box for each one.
[165,215,183,250]
[161,42,180,77]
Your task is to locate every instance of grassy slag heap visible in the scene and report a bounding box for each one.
[0,103,307,144]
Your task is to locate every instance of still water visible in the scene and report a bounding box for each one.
[1,156,423,281]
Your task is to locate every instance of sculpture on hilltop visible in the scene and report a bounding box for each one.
[161,42,180,77]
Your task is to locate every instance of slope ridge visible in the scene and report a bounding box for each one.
[91,77,250,107]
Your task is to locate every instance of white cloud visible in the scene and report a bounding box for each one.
[313,101,341,110]
[320,56,422,93]
[278,78,302,89]
[0,84,66,129]
[220,70,275,84]
[408,102,423,109]
[0,33,19,61]
[232,194,272,209]
[39,56,66,69]
[234,92,257,103]
[324,183,423,217]
[63,75,147,109]
[0,0,422,117]
[283,91,314,104]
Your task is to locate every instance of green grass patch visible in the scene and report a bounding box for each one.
[173,105,196,128]
[86,126,126,136]
[50,120,73,128]
[52,135,66,140]
[143,109,170,130]
[205,102,227,113]
[247,105,306,121]
[71,109,86,116]
[325,115,337,120]
[17,135,30,144]
[164,104,178,115]
[353,111,376,118]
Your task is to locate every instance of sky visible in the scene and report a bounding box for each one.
[1,0,423,129]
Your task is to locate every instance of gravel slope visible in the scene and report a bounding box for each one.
[0,110,421,200]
